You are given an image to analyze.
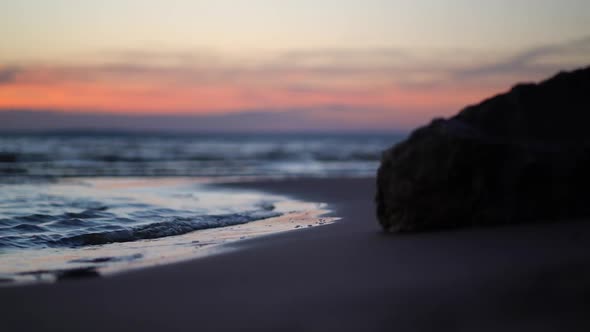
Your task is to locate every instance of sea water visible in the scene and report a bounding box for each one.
[0,133,402,283]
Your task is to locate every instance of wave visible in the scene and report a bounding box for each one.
[0,151,382,163]
[0,209,281,249]
[56,210,282,247]
[0,134,399,177]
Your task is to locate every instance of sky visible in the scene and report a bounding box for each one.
[0,0,589,131]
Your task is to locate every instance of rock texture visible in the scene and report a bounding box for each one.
[376,66,590,232]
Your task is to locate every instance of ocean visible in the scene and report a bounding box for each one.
[0,132,402,283]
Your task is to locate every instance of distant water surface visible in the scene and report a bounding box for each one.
[0,133,402,177]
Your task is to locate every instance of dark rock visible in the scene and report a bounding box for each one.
[56,267,100,281]
[376,66,590,232]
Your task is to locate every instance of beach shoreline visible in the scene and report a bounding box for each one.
[0,176,342,285]
[2,177,590,331]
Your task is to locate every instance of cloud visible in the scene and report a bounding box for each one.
[451,36,590,82]
[0,66,19,84]
[0,36,588,128]
[0,108,413,132]
[6,36,589,90]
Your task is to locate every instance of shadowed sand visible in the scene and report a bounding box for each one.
[1,178,590,331]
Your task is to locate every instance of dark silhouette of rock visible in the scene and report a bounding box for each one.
[376,66,590,232]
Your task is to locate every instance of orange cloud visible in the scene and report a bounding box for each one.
[0,76,496,120]
[1,37,587,129]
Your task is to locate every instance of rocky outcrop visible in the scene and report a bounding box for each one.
[376,66,590,232]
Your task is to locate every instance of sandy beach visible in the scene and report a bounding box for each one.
[1,177,590,331]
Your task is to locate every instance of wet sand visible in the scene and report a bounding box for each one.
[2,177,590,331]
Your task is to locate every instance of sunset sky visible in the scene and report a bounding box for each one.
[1,0,589,131]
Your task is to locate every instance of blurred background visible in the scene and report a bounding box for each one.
[0,1,589,178]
